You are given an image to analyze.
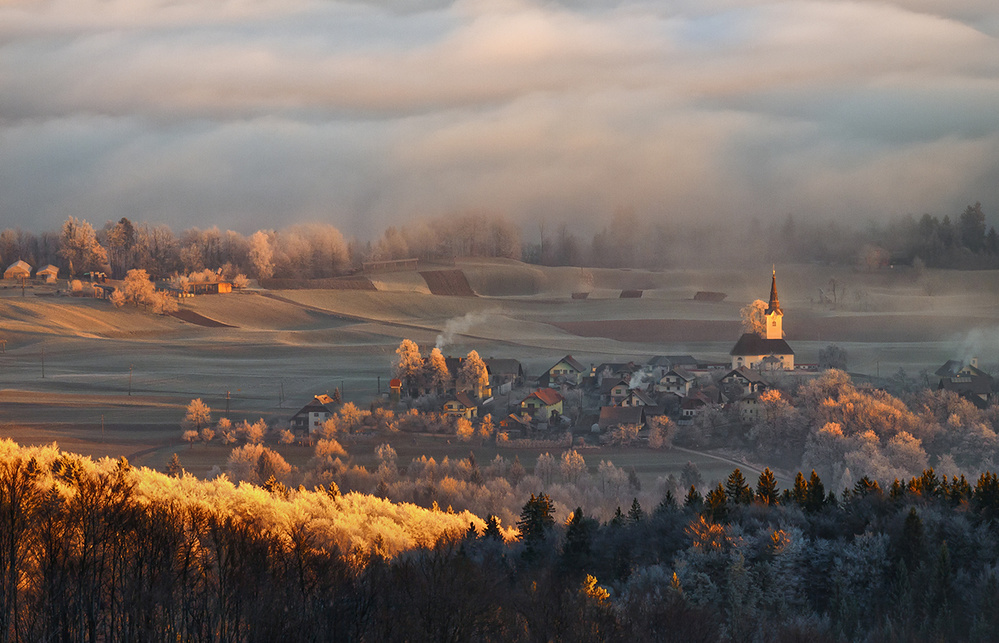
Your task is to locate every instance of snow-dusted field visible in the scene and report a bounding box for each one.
[1,259,997,474]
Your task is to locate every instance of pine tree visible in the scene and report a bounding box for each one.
[627,498,644,523]
[805,470,826,512]
[853,476,881,497]
[483,515,503,541]
[465,521,478,540]
[756,467,779,505]
[562,508,594,570]
[726,468,752,505]
[657,490,678,513]
[792,471,809,507]
[684,485,702,510]
[518,493,555,545]
[705,483,728,522]
[165,453,183,478]
[900,507,925,571]
[610,507,625,528]
[331,387,342,405]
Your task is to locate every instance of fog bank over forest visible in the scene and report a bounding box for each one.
[1,0,998,235]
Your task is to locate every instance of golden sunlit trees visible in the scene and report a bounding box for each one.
[394,339,423,392]
[58,216,109,277]
[182,398,211,435]
[457,350,489,399]
[424,347,450,395]
[740,299,767,335]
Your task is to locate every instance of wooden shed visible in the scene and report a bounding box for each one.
[4,260,32,280]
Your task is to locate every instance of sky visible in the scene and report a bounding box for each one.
[1,0,998,239]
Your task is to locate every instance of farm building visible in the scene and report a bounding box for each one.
[187,281,232,295]
[36,265,59,282]
[730,270,794,370]
[4,260,32,280]
[936,358,995,408]
[290,394,338,435]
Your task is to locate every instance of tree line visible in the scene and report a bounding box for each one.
[6,438,999,641]
[3,203,993,283]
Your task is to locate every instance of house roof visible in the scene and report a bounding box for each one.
[663,368,695,382]
[293,395,336,417]
[600,378,630,395]
[598,405,644,429]
[647,355,699,368]
[501,413,532,428]
[4,260,31,275]
[453,392,477,408]
[522,388,564,406]
[593,362,637,376]
[723,367,768,384]
[484,358,523,376]
[389,378,402,387]
[627,389,658,406]
[37,264,59,275]
[730,333,794,356]
[550,355,585,373]
[935,360,989,379]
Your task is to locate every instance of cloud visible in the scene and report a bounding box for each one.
[1,0,998,234]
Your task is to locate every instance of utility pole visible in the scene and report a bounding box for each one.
[128,364,133,396]
[225,390,231,417]
[280,381,285,405]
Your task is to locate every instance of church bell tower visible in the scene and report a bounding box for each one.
[765,268,783,340]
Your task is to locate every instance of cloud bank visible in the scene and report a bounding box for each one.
[1,0,997,236]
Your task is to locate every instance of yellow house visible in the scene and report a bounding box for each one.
[519,388,564,418]
[544,355,585,386]
[443,392,478,419]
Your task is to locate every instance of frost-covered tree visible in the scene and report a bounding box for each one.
[740,299,767,336]
[457,350,489,399]
[182,398,211,432]
[424,347,450,394]
[560,450,587,484]
[59,216,108,276]
[394,340,423,391]
[248,230,274,279]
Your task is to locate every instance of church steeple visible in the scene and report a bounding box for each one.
[767,266,781,314]
[764,268,783,340]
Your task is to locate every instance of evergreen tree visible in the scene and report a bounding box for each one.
[684,485,702,511]
[165,453,183,478]
[805,470,826,512]
[517,493,555,547]
[465,521,478,540]
[853,476,881,497]
[627,498,644,523]
[657,489,678,513]
[331,387,342,404]
[755,467,779,505]
[705,483,728,522]
[900,507,925,571]
[725,468,753,505]
[792,471,809,506]
[483,514,503,541]
[609,507,625,528]
[562,508,595,571]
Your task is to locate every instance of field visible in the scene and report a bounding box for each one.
[2,260,998,486]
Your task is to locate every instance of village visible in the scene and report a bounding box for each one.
[278,269,996,451]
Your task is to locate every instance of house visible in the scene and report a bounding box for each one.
[720,367,769,396]
[591,362,638,387]
[680,392,712,420]
[736,391,762,422]
[730,270,795,370]
[498,413,532,437]
[600,379,631,406]
[647,355,699,376]
[598,406,645,432]
[621,388,657,407]
[937,358,995,408]
[656,368,695,396]
[290,394,338,435]
[519,388,564,420]
[443,392,478,419]
[4,260,32,280]
[484,358,525,393]
[540,355,586,387]
[36,265,59,283]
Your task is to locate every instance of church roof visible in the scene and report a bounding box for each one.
[730,333,794,356]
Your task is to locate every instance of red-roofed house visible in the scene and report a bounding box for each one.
[519,388,564,419]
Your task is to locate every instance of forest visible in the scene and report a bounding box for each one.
[0,202,995,281]
[4,436,999,642]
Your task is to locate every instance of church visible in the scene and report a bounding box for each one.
[730,270,795,370]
